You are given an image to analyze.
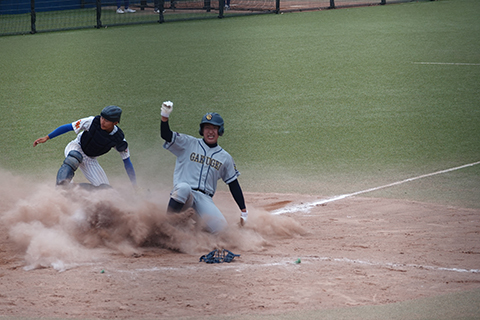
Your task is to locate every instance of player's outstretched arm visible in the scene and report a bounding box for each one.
[33,135,50,147]
[33,123,74,147]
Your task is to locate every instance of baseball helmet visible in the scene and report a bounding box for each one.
[199,112,224,136]
[101,105,122,123]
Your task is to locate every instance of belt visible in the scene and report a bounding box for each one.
[193,188,214,197]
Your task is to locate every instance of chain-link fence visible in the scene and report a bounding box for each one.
[0,0,424,36]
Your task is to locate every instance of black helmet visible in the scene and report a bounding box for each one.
[199,112,224,136]
[101,105,122,123]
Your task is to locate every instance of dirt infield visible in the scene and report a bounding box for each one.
[0,175,479,319]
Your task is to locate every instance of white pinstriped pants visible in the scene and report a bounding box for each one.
[64,140,109,186]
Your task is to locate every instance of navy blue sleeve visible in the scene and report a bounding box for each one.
[47,123,74,139]
[161,120,173,142]
[228,179,246,211]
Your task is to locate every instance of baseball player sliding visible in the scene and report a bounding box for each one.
[33,105,137,189]
[160,101,248,233]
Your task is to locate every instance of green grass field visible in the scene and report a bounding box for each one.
[1,0,479,208]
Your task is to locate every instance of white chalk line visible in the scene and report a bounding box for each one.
[110,257,480,275]
[272,161,480,215]
[311,256,480,274]
[35,256,479,276]
[413,62,480,66]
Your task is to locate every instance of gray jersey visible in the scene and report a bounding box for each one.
[164,132,240,196]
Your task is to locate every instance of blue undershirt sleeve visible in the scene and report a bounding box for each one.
[123,157,137,186]
[47,123,74,139]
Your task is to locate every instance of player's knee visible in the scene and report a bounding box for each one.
[64,150,83,170]
[56,150,83,186]
[171,182,192,203]
[176,182,191,194]
[167,198,184,213]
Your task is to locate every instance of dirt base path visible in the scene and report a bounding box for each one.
[1,183,479,319]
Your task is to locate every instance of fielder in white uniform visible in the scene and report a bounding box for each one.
[160,101,248,233]
[33,105,137,189]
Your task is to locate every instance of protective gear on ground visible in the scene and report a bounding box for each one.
[199,249,240,263]
[56,150,83,185]
[199,112,224,136]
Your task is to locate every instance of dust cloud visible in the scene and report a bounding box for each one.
[0,169,305,272]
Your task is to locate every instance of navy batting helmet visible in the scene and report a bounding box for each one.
[101,105,122,123]
[199,112,224,136]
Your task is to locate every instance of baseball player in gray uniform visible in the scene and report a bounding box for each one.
[33,105,137,189]
[160,101,248,233]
